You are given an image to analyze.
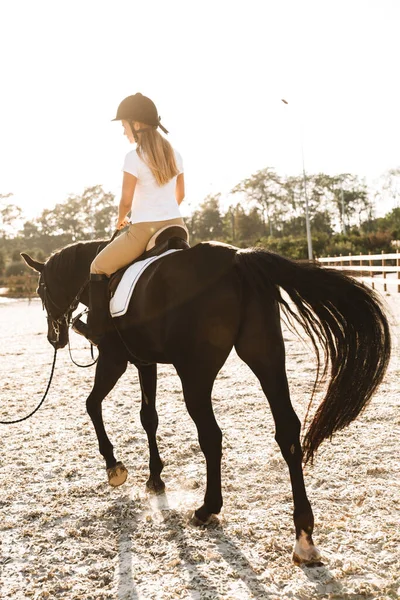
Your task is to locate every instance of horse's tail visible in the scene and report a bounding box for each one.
[234,247,391,464]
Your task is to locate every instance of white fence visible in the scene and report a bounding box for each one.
[317,251,400,293]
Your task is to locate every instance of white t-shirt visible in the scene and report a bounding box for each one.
[122,148,183,223]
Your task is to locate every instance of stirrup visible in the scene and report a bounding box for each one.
[72,317,102,346]
[71,309,88,337]
[71,317,89,338]
[72,312,102,346]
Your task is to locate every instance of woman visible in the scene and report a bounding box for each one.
[76,93,186,345]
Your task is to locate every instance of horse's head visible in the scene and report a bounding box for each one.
[21,253,71,350]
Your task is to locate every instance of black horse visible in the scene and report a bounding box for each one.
[22,239,390,564]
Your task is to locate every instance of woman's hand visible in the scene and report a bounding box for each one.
[116,217,130,231]
[116,172,136,231]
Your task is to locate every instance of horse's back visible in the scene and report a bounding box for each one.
[117,242,242,362]
[131,242,238,314]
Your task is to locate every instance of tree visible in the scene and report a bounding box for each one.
[364,206,400,238]
[380,167,400,210]
[332,174,371,230]
[11,249,22,262]
[91,188,116,238]
[188,195,225,242]
[35,185,116,240]
[308,173,371,231]
[37,207,59,237]
[6,261,29,277]
[0,249,5,276]
[311,210,333,235]
[279,175,311,235]
[0,194,23,239]
[231,168,284,237]
[232,206,264,244]
[20,220,40,240]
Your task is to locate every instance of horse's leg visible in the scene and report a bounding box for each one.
[176,363,224,524]
[86,350,128,487]
[137,363,165,493]
[235,300,321,565]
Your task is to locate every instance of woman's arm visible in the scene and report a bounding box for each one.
[117,171,137,229]
[175,173,185,205]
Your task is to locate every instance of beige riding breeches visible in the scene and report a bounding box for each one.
[90,217,186,276]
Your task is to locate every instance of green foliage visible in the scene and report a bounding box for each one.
[320,231,394,257]
[21,220,40,239]
[1,167,399,294]
[11,249,22,262]
[362,207,400,238]
[35,185,115,241]
[0,249,5,276]
[257,234,330,260]
[188,195,226,243]
[0,185,116,272]
[2,274,37,298]
[224,205,264,246]
[231,167,283,236]
[6,261,30,277]
[0,193,23,239]
[257,235,310,259]
[35,250,46,262]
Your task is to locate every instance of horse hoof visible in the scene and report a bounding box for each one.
[146,477,165,494]
[293,531,322,566]
[293,552,323,567]
[190,509,219,527]
[107,462,128,487]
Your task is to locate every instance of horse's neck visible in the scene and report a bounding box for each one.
[60,241,104,307]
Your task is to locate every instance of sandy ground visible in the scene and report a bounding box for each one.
[0,291,399,600]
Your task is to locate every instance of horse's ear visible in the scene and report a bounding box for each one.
[21,253,45,273]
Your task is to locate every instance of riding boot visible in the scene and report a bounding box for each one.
[73,274,110,346]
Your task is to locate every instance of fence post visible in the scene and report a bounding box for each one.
[359,252,363,285]
[397,250,399,294]
[382,250,387,293]
[369,252,374,290]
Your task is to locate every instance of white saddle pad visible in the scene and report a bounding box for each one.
[110,249,182,318]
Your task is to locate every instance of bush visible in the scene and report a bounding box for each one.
[35,250,46,262]
[259,236,309,259]
[11,249,22,262]
[257,235,329,260]
[321,231,394,257]
[1,274,37,298]
[0,250,5,277]
[6,261,30,277]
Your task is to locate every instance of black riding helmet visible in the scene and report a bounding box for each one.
[112,93,169,135]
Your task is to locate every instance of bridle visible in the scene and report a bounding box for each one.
[39,269,89,344]
[1,235,119,424]
[39,235,119,343]
[40,271,100,368]
[0,275,91,426]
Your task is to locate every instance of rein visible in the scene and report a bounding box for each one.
[0,347,58,425]
[1,231,124,425]
[0,279,82,425]
[68,308,98,368]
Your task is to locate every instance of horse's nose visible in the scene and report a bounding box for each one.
[48,334,68,350]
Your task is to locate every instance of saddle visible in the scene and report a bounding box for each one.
[109,224,190,297]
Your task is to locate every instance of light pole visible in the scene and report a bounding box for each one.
[281,99,313,260]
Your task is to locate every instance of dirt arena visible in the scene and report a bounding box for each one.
[0,290,399,599]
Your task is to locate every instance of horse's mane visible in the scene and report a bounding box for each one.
[45,240,107,282]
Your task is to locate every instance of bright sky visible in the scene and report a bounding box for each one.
[1,0,400,221]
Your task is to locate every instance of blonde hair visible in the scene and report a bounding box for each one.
[133,124,179,186]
